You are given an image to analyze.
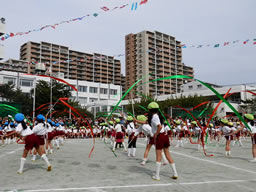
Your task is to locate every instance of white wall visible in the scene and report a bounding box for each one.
[0,70,121,109]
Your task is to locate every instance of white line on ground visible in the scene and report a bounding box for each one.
[9,179,256,192]
[137,142,256,175]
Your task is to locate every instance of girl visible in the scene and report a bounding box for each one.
[31,114,47,161]
[137,102,178,180]
[218,119,235,157]
[126,116,137,157]
[2,113,51,174]
[234,114,256,162]
[112,118,127,152]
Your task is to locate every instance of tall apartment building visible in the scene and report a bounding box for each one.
[125,31,194,98]
[20,41,122,85]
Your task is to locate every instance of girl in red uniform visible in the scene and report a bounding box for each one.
[2,113,51,174]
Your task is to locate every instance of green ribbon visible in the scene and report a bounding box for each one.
[109,78,144,118]
[196,79,251,132]
[138,105,148,112]
[198,105,209,117]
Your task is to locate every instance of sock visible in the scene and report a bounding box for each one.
[128,148,131,156]
[112,142,116,151]
[228,151,231,155]
[132,148,136,157]
[18,158,26,173]
[197,144,200,150]
[170,163,178,177]
[180,140,183,147]
[41,154,51,167]
[239,140,243,146]
[225,151,229,156]
[56,139,60,148]
[8,138,11,144]
[32,155,36,161]
[161,152,168,163]
[155,162,161,178]
[122,142,127,150]
[142,158,147,163]
[50,149,53,153]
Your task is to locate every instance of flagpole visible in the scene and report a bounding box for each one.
[50,62,53,118]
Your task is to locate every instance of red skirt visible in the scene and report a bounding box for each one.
[24,134,40,150]
[225,135,233,141]
[36,135,45,145]
[148,137,155,145]
[47,132,55,141]
[116,132,124,142]
[156,133,170,150]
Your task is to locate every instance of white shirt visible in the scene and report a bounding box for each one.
[219,126,234,136]
[135,124,153,137]
[126,122,135,136]
[114,124,122,132]
[150,114,164,134]
[248,123,256,134]
[33,123,47,136]
[16,123,33,137]
[46,123,53,133]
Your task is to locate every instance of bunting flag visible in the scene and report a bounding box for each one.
[0,0,149,41]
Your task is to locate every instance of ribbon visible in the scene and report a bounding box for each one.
[59,98,95,158]
[189,101,210,111]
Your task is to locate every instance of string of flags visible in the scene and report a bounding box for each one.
[182,39,256,48]
[0,0,149,41]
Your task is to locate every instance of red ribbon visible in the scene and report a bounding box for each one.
[24,74,78,92]
[189,101,210,111]
[59,98,95,158]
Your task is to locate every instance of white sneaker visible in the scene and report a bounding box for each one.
[17,170,23,174]
[140,161,146,166]
[249,159,256,163]
[152,175,160,181]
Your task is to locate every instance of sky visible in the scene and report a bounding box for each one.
[0,0,256,86]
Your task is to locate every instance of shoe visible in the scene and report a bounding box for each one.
[140,161,146,166]
[171,175,178,180]
[162,161,168,165]
[57,147,60,150]
[249,159,256,163]
[31,159,36,162]
[47,165,52,171]
[17,170,23,174]
[152,175,160,181]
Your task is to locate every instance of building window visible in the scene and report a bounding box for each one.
[110,89,117,95]
[20,79,33,87]
[188,86,193,90]
[89,87,98,93]
[100,88,108,94]
[78,97,87,104]
[4,77,16,85]
[78,85,87,92]
[197,85,202,89]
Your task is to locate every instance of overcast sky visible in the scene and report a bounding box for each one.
[1,0,255,86]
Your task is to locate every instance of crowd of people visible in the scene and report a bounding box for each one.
[0,101,256,181]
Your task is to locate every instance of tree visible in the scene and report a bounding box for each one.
[0,83,32,115]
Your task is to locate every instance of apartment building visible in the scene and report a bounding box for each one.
[20,41,122,85]
[125,30,194,98]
